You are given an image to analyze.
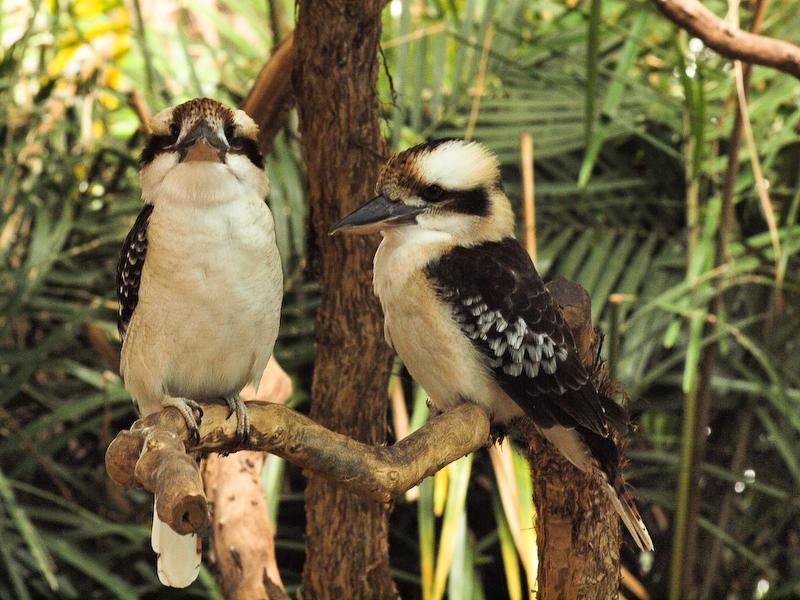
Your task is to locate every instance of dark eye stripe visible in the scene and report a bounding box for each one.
[440,187,490,216]
[229,137,264,169]
[139,134,175,167]
[224,122,235,142]
[139,120,264,169]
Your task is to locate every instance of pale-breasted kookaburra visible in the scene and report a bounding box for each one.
[330,139,653,552]
[117,98,283,586]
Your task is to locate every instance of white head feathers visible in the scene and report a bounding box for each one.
[416,140,500,190]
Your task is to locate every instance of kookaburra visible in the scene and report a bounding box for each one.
[331,139,653,552]
[117,98,283,586]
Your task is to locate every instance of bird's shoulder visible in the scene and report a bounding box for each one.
[424,237,608,436]
[423,237,566,352]
[117,203,154,340]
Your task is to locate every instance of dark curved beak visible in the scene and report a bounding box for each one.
[329,194,425,235]
[177,122,228,163]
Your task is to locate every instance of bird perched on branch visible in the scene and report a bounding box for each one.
[117,98,283,586]
[330,138,653,552]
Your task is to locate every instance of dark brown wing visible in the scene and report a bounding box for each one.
[116,204,153,340]
[425,237,609,438]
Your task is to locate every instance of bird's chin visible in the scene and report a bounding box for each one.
[154,163,244,203]
[142,152,267,205]
[170,160,233,185]
[174,160,229,171]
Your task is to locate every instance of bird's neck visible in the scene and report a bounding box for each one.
[483,189,515,241]
[142,163,266,208]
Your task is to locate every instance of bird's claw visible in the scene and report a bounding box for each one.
[162,397,204,445]
[224,396,250,446]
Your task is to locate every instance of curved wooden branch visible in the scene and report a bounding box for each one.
[652,0,800,78]
[105,402,491,534]
[108,421,208,534]
[241,33,295,154]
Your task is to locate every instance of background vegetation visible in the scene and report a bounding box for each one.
[1,0,799,598]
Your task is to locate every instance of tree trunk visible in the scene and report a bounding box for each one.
[204,451,287,600]
[293,2,396,599]
[526,279,621,599]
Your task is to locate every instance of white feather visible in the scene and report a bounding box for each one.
[538,425,591,471]
[416,140,499,190]
[152,498,201,588]
[121,161,282,414]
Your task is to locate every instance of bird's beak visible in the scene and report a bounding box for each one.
[177,122,228,163]
[329,194,425,235]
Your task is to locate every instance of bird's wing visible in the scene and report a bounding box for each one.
[425,237,609,437]
[116,204,154,340]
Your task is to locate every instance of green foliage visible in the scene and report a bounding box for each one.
[382,0,800,595]
[2,0,800,598]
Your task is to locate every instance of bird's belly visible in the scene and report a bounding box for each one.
[158,273,279,399]
[380,273,522,423]
[123,199,282,408]
[387,309,471,413]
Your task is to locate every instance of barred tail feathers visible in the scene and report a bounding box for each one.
[152,497,201,588]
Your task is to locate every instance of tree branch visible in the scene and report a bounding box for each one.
[527,278,622,597]
[203,357,293,600]
[651,0,800,78]
[204,451,286,600]
[241,32,295,154]
[105,402,491,534]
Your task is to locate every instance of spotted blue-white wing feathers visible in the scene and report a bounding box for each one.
[425,237,609,438]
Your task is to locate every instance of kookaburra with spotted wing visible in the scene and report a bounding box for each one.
[331,139,653,552]
[117,98,283,587]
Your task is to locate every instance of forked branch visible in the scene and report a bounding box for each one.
[652,0,800,78]
[105,401,491,533]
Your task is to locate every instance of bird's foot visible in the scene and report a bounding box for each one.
[426,398,443,418]
[224,395,250,446]
[162,397,204,445]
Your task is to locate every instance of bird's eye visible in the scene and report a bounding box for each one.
[421,184,445,201]
[224,124,236,144]
[169,123,180,140]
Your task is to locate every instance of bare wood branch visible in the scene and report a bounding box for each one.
[204,452,284,600]
[127,89,152,133]
[651,0,800,78]
[203,357,293,600]
[241,33,295,154]
[105,402,491,535]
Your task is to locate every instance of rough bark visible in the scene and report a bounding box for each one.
[204,452,286,600]
[202,358,293,600]
[526,279,622,600]
[293,1,396,598]
[651,0,800,78]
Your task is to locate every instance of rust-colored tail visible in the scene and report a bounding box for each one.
[604,475,654,552]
